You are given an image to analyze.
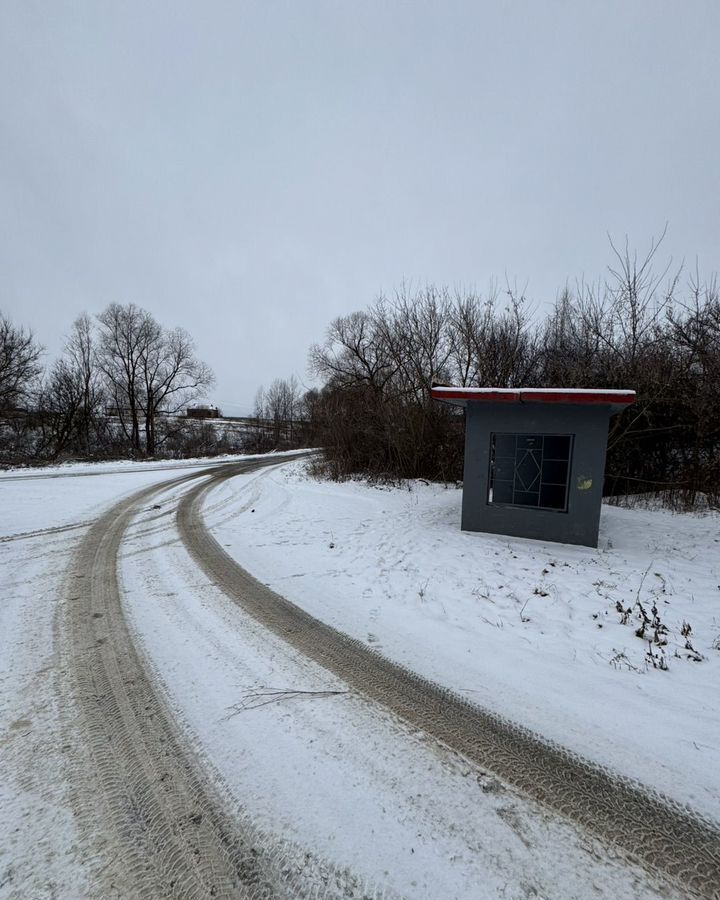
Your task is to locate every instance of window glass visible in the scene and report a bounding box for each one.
[488,432,573,512]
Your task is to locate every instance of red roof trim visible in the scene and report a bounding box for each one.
[433,388,521,402]
[520,390,635,405]
[431,387,636,406]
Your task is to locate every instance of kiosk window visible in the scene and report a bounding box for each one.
[488,433,573,511]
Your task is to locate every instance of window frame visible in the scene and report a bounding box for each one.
[487,431,574,513]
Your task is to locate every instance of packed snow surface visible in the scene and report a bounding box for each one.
[208,461,720,822]
[1,453,715,899]
[0,460,229,899]
[120,464,682,899]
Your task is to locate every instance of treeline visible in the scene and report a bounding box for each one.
[303,239,719,507]
[247,376,308,451]
[0,303,221,463]
[7,237,719,503]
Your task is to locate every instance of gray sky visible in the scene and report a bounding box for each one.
[2,1,718,414]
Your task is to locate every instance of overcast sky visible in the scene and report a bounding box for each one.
[2,1,718,414]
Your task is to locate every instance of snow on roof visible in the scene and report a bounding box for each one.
[431,386,636,409]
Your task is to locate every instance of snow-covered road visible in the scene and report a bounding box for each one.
[0,460,229,899]
[1,455,717,899]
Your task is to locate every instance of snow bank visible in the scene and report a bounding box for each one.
[208,462,720,822]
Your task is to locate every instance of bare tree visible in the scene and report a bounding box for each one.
[666,269,720,503]
[0,311,43,410]
[97,303,214,456]
[310,310,397,394]
[308,288,464,479]
[247,385,273,451]
[374,286,452,401]
[138,326,214,456]
[40,358,85,458]
[447,286,539,388]
[64,313,104,454]
[604,227,680,372]
[35,314,109,460]
[262,376,302,446]
[96,303,148,454]
[253,385,266,421]
[249,377,308,451]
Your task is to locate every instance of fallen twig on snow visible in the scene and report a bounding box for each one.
[223,687,349,717]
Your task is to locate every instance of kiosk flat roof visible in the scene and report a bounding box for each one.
[431,386,636,412]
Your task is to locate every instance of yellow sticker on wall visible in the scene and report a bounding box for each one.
[576,477,593,491]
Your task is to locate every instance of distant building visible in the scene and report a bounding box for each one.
[186,405,221,419]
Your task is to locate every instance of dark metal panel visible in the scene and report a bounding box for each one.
[460,402,611,547]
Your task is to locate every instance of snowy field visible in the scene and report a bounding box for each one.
[207,460,720,823]
[1,453,715,899]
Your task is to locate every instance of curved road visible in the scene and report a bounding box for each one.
[64,458,720,899]
[64,456,375,900]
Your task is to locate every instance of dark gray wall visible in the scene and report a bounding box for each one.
[461,402,612,547]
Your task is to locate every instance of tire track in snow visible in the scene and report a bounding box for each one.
[0,520,92,542]
[0,457,248,482]
[178,466,720,900]
[63,455,375,900]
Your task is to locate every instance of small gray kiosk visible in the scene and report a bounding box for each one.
[432,386,636,547]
